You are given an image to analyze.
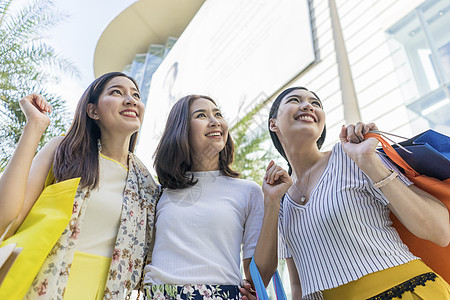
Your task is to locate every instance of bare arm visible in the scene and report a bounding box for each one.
[286,258,302,299]
[0,94,62,237]
[243,257,252,286]
[341,123,450,247]
[253,161,292,286]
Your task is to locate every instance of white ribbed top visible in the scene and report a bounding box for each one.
[144,171,264,285]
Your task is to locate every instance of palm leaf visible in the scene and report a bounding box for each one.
[0,0,78,171]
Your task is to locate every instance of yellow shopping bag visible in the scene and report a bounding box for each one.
[0,176,79,299]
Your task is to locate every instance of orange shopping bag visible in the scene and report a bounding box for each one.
[365,131,450,283]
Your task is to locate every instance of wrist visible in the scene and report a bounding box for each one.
[351,153,398,184]
[373,169,398,188]
[352,152,379,168]
[24,121,48,135]
[354,153,384,172]
[360,160,394,184]
[263,195,281,209]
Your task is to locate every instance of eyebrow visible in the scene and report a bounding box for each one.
[106,84,139,92]
[191,108,221,116]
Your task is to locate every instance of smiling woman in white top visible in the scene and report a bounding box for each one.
[143,95,265,300]
[255,87,450,299]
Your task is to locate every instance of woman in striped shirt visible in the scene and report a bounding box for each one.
[257,87,450,299]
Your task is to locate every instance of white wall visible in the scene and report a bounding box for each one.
[278,0,433,151]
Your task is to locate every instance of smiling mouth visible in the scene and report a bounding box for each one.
[295,115,315,122]
[120,111,138,117]
[205,132,222,137]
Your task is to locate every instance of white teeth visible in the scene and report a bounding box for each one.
[206,132,221,137]
[296,116,314,122]
[121,111,137,117]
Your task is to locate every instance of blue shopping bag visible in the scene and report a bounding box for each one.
[250,257,287,300]
[380,129,450,181]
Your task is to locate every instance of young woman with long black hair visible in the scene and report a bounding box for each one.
[256,87,450,299]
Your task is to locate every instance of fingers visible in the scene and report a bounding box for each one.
[266,160,275,172]
[239,287,249,300]
[341,122,378,144]
[239,282,256,300]
[21,94,52,113]
[242,279,251,287]
[363,122,377,134]
[339,124,348,144]
[265,162,277,184]
[34,94,52,113]
[354,122,365,141]
[265,162,284,184]
[264,162,292,187]
[346,123,361,143]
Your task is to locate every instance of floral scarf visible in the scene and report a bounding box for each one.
[25,153,159,300]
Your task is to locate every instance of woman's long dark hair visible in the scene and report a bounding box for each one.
[154,95,239,189]
[53,72,140,189]
[268,87,326,175]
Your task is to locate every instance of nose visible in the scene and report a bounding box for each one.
[124,95,137,106]
[209,116,220,127]
[300,102,314,112]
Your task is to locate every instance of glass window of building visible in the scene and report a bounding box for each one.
[387,0,450,133]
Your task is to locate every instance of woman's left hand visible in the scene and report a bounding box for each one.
[339,122,380,164]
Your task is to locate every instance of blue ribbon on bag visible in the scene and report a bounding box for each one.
[250,257,287,300]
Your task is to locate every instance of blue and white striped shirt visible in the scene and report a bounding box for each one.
[278,143,418,299]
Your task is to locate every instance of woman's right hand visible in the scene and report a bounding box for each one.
[19,94,52,129]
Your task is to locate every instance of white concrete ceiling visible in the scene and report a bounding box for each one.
[94,0,205,77]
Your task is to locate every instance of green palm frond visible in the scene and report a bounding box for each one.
[0,0,79,171]
[0,0,13,25]
[231,113,275,185]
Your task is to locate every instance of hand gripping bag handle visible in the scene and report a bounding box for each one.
[364,132,419,178]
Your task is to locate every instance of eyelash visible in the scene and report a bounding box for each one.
[287,98,321,107]
[111,89,141,100]
[196,112,223,118]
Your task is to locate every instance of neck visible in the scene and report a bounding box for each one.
[98,133,131,167]
[190,153,220,172]
[284,140,324,178]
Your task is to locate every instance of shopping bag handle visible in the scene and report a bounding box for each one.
[364,132,419,178]
[249,257,287,300]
